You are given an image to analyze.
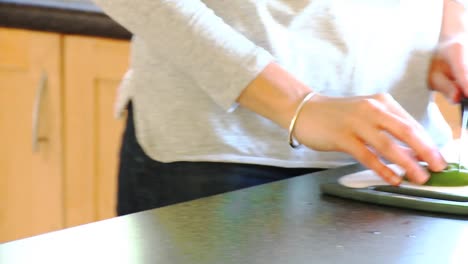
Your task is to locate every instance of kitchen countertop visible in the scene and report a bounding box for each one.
[0,0,131,39]
[1,163,467,264]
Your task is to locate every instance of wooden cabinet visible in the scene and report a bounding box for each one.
[0,29,63,243]
[0,27,129,243]
[63,36,128,227]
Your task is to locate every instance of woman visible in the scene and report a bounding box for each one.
[92,0,466,215]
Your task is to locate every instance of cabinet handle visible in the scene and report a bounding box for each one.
[32,71,47,152]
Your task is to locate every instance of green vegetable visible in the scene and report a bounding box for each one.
[405,163,468,187]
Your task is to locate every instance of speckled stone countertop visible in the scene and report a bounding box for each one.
[1,163,467,264]
[0,0,131,39]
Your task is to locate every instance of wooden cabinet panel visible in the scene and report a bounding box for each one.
[0,27,130,242]
[63,36,129,227]
[0,28,63,242]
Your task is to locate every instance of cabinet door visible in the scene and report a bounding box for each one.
[0,28,63,242]
[64,36,129,227]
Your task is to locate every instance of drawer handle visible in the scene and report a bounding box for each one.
[32,71,48,152]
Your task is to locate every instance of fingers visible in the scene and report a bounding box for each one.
[432,41,468,100]
[377,95,446,168]
[447,42,468,97]
[399,146,420,160]
[356,125,431,184]
[377,111,446,173]
[375,94,424,130]
[343,137,402,186]
[430,69,461,103]
[351,95,446,184]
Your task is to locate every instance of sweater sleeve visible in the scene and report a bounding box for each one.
[92,0,275,111]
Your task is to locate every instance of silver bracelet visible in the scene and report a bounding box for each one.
[288,91,317,148]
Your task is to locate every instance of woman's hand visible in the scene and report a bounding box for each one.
[428,36,468,102]
[238,63,446,186]
[429,0,468,102]
[293,93,447,185]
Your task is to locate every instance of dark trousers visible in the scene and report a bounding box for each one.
[117,103,322,216]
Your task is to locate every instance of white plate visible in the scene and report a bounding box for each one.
[338,164,468,197]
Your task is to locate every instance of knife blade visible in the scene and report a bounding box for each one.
[459,97,468,171]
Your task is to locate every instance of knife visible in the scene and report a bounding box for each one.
[459,97,468,171]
